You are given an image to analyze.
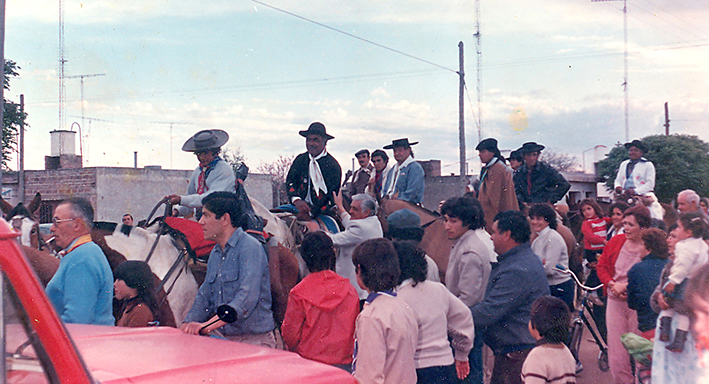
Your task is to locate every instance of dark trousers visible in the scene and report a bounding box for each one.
[490,349,532,384]
[584,249,607,342]
[458,332,484,384]
[416,364,457,384]
[550,279,575,312]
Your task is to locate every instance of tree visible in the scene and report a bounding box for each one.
[257,155,295,207]
[222,146,246,171]
[541,149,579,172]
[3,60,28,170]
[596,134,709,203]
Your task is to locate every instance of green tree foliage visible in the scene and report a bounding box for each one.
[597,134,709,203]
[3,60,28,170]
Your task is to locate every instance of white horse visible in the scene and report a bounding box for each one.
[98,222,199,325]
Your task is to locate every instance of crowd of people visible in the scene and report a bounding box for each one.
[40,122,709,384]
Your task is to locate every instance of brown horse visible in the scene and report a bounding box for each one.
[379,199,453,281]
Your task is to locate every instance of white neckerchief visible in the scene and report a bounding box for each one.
[309,149,328,197]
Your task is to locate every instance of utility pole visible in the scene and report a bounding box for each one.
[19,95,25,201]
[458,42,466,193]
[664,102,670,135]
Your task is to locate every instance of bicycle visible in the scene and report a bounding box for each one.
[555,265,610,373]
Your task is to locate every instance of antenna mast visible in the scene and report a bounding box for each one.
[58,0,66,132]
[475,0,482,141]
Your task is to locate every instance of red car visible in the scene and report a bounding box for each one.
[0,220,357,384]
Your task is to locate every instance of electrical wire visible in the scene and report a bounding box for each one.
[251,0,458,74]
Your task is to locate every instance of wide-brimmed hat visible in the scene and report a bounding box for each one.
[507,149,523,161]
[624,139,648,153]
[475,138,499,152]
[299,122,334,140]
[519,142,545,154]
[383,138,418,150]
[181,129,229,152]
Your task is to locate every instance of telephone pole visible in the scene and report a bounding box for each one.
[664,102,670,135]
[458,42,467,193]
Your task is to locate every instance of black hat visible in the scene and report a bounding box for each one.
[507,149,523,161]
[181,129,229,152]
[383,138,419,150]
[299,122,334,140]
[624,139,648,153]
[519,142,545,154]
[475,138,499,152]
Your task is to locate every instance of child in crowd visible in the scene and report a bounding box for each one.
[281,232,359,371]
[352,238,418,384]
[579,199,610,291]
[114,260,159,327]
[521,296,576,384]
[659,212,709,352]
[627,227,670,339]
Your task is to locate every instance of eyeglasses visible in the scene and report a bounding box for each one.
[52,217,76,225]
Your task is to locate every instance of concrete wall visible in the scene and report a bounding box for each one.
[11,167,273,223]
[422,175,466,211]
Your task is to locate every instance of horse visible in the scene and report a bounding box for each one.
[379,199,453,281]
[0,193,62,286]
[91,221,198,326]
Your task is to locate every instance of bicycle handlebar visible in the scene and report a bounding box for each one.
[553,265,604,292]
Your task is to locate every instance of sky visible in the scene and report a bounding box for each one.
[4,0,709,176]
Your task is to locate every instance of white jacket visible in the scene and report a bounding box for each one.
[328,213,383,299]
[614,158,655,196]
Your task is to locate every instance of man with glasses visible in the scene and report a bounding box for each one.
[45,197,115,325]
[166,129,235,218]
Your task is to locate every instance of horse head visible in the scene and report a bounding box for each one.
[1,192,45,250]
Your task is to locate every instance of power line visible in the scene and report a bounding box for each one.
[251,0,457,74]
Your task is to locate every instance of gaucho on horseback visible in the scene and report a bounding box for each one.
[283,122,342,229]
[166,129,235,218]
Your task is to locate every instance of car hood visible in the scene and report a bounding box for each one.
[66,324,356,384]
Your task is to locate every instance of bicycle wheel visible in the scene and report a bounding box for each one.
[569,321,584,359]
[598,348,610,372]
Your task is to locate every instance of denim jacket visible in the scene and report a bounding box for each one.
[184,228,274,335]
[394,157,425,204]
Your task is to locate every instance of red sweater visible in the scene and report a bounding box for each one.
[596,234,627,295]
[281,270,359,365]
[581,216,610,251]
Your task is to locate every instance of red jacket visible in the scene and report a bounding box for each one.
[281,270,359,365]
[581,217,611,251]
[596,234,627,294]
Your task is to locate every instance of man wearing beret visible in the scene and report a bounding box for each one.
[513,142,570,207]
[285,122,342,223]
[167,129,236,217]
[614,139,655,197]
[382,138,425,205]
[475,138,519,233]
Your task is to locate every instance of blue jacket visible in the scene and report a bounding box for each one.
[185,227,274,335]
[395,160,425,204]
[46,241,115,325]
[627,254,668,332]
[470,243,549,355]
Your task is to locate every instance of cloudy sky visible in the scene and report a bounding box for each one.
[5,0,709,176]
